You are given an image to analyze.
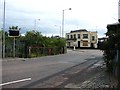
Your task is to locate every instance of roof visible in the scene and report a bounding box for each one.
[70,29,87,33]
[107,22,120,26]
[107,22,120,28]
[107,22,120,31]
[98,37,108,40]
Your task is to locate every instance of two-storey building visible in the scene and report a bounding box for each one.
[66,29,98,48]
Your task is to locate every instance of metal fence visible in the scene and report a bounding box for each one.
[5,41,66,58]
[28,46,65,58]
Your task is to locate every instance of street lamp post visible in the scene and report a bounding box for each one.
[34,19,40,31]
[62,8,72,37]
[2,0,6,58]
[60,26,61,37]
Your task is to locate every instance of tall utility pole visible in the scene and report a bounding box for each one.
[62,10,64,38]
[62,8,71,38]
[34,19,40,31]
[34,19,37,31]
[2,0,6,58]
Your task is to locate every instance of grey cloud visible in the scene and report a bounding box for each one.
[19,26,59,36]
[65,19,90,27]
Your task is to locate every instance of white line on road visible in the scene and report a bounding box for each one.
[0,78,31,86]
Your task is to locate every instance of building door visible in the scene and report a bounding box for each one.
[91,43,94,48]
[78,41,80,48]
[68,42,70,48]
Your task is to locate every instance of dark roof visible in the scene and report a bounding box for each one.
[107,22,120,33]
[70,29,87,33]
[107,22,120,28]
[107,22,120,26]
[98,37,108,40]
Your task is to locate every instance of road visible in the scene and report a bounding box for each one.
[2,49,103,88]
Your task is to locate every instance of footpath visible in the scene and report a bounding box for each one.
[62,60,118,89]
[65,49,119,89]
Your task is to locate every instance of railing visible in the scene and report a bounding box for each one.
[5,43,66,58]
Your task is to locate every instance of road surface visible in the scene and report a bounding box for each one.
[2,49,103,88]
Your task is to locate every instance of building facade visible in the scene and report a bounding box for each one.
[66,29,98,48]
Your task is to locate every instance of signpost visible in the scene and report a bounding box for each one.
[9,26,20,57]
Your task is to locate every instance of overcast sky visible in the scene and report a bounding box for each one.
[0,0,119,37]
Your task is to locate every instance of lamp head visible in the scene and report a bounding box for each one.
[69,8,72,10]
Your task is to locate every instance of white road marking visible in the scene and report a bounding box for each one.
[0,78,31,86]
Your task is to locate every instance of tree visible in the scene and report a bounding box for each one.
[101,24,120,72]
[24,30,43,46]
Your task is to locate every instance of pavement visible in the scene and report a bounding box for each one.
[63,60,119,89]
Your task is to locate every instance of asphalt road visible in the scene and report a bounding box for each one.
[2,49,103,88]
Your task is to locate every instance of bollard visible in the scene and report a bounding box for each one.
[73,46,76,51]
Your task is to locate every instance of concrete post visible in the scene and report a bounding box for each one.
[13,37,15,57]
[73,46,75,50]
[29,46,31,57]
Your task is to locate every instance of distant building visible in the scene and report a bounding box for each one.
[98,37,108,49]
[98,37,108,42]
[51,35,60,38]
[66,29,98,48]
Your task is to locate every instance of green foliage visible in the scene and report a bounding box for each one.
[5,29,66,58]
[9,26,19,30]
[101,25,120,72]
[0,30,2,40]
[23,30,66,47]
[24,30,43,46]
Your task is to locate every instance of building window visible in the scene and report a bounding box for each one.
[67,42,70,47]
[92,36,95,41]
[83,41,88,46]
[71,35,73,39]
[78,34,80,39]
[67,35,69,39]
[83,34,88,39]
[74,34,76,39]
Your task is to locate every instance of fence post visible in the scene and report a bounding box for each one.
[29,46,31,58]
[13,37,15,57]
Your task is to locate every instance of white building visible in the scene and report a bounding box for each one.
[66,29,98,48]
